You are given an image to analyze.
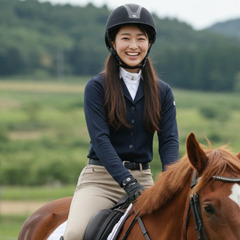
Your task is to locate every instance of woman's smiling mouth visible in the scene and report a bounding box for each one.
[126,52,140,56]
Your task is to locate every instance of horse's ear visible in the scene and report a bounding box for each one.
[187,133,208,175]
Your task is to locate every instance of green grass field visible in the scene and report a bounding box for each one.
[0,77,239,239]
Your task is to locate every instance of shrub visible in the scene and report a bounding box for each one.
[199,104,230,122]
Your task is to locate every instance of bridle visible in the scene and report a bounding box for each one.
[185,171,240,240]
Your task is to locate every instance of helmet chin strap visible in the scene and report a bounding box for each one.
[113,49,148,70]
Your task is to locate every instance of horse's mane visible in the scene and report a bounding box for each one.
[135,155,193,216]
[135,144,240,216]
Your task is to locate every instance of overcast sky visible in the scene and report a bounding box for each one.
[39,0,240,30]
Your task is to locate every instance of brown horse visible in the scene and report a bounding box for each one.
[18,197,72,240]
[18,133,240,240]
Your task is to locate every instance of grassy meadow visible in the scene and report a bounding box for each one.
[0,77,240,239]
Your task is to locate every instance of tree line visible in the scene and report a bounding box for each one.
[1,0,240,91]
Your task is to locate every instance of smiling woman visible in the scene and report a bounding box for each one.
[61,4,179,240]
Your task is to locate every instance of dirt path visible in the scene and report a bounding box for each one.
[0,81,84,93]
[0,201,47,215]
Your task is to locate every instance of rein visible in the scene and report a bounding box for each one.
[121,207,151,240]
[185,171,240,240]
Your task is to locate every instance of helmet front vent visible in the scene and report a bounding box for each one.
[123,4,142,19]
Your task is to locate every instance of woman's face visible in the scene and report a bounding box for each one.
[112,25,151,73]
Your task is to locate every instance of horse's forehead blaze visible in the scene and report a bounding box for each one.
[229,183,240,208]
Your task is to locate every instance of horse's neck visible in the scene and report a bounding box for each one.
[148,185,190,239]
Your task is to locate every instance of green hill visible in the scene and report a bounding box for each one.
[1,0,240,91]
[208,18,240,39]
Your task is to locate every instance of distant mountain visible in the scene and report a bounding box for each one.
[207,18,240,39]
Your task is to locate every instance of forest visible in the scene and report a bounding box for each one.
[1,0,240,91]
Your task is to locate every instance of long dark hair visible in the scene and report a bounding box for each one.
[104,53,161,133]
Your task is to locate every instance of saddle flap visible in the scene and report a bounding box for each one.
[84,208,125,240]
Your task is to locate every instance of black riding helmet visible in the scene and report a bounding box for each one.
[105,4,156,69]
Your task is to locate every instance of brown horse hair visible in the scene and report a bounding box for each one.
[103,53,161,133]
[135,145,240,216]
[135,155,193,216]
[194,146,240,194]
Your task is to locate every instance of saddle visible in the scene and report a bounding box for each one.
[84,196,130,240]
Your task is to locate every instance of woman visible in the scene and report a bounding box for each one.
[63,3,179,240]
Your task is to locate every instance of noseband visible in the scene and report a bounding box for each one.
[185,171,240,240]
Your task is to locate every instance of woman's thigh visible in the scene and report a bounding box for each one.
[63,165,125,240]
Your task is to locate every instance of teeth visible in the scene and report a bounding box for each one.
[127,53,139,56]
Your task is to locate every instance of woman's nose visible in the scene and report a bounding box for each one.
[129,40,138,49]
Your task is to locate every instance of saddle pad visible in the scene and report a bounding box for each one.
[47,221,67,240]
[46,203,132,240]
[107,203,133,240]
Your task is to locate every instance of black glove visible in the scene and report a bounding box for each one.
[122,176,145,202]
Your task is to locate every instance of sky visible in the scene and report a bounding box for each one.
[39,0,240,30]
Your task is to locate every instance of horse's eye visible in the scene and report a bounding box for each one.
[203,204,215,215]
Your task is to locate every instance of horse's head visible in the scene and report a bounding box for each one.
[186,133,240,240]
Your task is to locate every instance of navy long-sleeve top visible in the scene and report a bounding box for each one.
[84,72,179,185]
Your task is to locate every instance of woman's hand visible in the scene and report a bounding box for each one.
[122,176,145,202]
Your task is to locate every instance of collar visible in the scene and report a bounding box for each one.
[120,67,142,82]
